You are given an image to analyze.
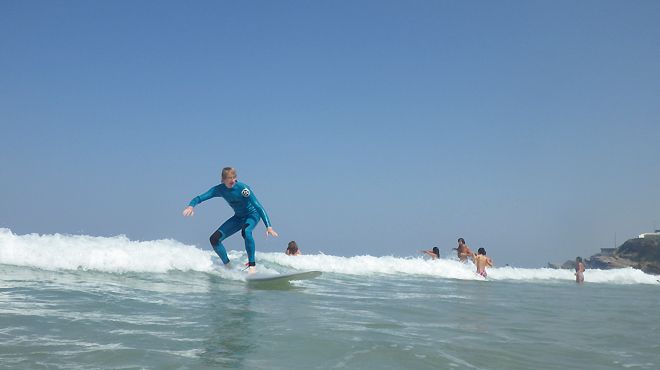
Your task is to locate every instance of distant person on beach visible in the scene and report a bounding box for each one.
[182,167,278,273]
[474,248,493,277]
[421,247,440,260]
[286,241,301,256]
[454,238,473,262]
[575,257,585,283]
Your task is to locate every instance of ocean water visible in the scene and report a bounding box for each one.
[1,228,659,370]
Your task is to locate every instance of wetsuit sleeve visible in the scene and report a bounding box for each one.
[188,186,219,207]
[248,187,272,228]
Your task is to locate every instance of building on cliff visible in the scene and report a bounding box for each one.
[638,230,660,238]
[599,248,617,256]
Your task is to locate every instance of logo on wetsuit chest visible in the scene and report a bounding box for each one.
[241,188,251,197]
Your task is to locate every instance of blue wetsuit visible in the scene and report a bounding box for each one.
[188,182,271,266]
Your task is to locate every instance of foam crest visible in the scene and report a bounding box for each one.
[259,252,660,285]
[0,228,215,274]
[261,252,481,280]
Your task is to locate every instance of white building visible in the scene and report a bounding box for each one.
[639,230,660,238]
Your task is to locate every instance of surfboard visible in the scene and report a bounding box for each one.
[245,270,322,283]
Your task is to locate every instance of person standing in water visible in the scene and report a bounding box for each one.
[182,167,278,273]
[474,247,493,277]
[455,238,473,262]
[575,257,585,283]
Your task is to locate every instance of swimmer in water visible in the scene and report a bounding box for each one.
[421,247,440,260]
[286,241,301,256]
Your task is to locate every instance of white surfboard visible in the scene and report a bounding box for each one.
[246,270,322,283]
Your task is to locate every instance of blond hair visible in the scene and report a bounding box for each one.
[221,167,237,180]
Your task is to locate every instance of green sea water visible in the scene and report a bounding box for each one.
[1,262,659,370]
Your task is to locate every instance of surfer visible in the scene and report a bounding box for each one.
[182,167,278,273]
[474,247,493,277]
[420,247,440,259]
[575,257,585,284]
[286,241,301,256]
[454,238,473,262]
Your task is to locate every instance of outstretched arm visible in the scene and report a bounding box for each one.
[420,250,435,258]
[182,186,219,217]
[246,187,278,237]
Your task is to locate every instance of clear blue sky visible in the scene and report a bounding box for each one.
[2,0,659,267]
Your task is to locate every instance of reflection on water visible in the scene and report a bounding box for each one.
[200,274,256,368]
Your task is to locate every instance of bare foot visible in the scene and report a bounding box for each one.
[247,266,256,274]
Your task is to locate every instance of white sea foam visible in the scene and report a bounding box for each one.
[0,228,215,274]
[1,228,658,284]
[260,252,660,284]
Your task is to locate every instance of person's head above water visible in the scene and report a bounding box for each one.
[477,247,486,255]
[221,167,238,188]
[576,256,583,263]
[286,241,299,255]
[458,238,465,245]
[432,247,440,258]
